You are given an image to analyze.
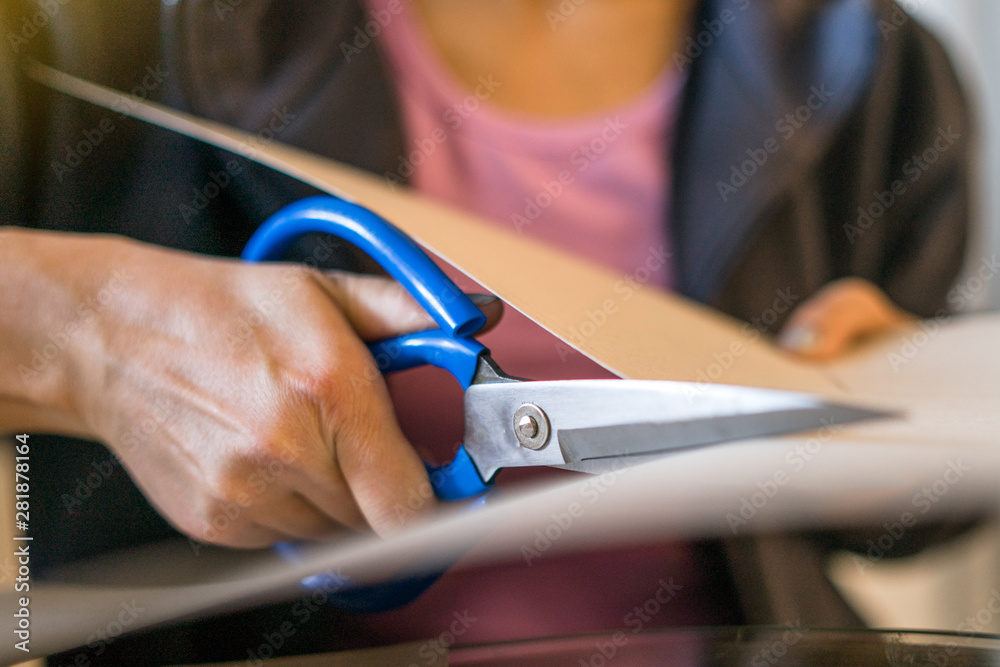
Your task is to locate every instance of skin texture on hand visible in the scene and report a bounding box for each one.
[89,242,443,546]
[1,228,501,548]
[778,277,916,361]
[2,230,905,546]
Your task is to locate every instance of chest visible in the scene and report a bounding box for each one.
[411,0,695,117]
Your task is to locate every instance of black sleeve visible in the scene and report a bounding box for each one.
[3,3,235,573]
[0,1,40,228]
[162,0,406,267]
[711,0,974,329]
[839,0,973,318]
[818,3,980,557]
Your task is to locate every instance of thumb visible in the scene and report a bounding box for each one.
[317,271,504,340]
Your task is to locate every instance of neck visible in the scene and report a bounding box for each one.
[412,0,697,118]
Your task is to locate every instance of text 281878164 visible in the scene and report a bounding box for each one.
[12,434,31,654]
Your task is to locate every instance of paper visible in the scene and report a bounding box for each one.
[4,63,998,664]
[24,62,837,394]
[3,427,999,662]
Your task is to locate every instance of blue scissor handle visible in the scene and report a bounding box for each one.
[242,195,493,500]
[243,195,497,611]
[367,329,483,391]
[242,195,486,338]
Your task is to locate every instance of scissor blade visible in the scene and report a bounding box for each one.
[555,403,889,473]
[463,379,895,480]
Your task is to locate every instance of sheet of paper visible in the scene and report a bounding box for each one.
[25,62,837,394]
[6,63,998,663]
[3,431,998,663]
[829,313,1000,401]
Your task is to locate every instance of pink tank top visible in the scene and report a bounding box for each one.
[356,0,728,645]
[370,0,684,460]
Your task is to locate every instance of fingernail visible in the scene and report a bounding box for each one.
[778,326,819,351]
[468,293,500,307]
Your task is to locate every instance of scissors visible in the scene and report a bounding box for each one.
[243,195,887,609]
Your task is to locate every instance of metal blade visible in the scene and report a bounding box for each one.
[463,379,896,480]
[556,403,891,474]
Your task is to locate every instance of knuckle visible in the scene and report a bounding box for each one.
[181,507,242,546]
[185,484,261,546]
[188,521,225,545]
[239,440,302,488]
[313,354,381,410]
[252,429,307,468]
[202,462,256,508]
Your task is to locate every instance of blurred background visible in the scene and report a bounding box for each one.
[826,0,1000,634]
[914,1,1000,310]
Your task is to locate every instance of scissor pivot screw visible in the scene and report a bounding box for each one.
[513,404,550,450]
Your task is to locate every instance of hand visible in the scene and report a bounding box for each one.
[777,278,914,361]
[22,233,500,547]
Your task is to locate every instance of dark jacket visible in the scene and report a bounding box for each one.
[0,0,974,655]
[161,0,972,323]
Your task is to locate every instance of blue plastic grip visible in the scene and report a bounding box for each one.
[242,195,486,337]
[368,330,485,390]
[242,196,494,499]
[428,446,493,501]
[244,196,498,612]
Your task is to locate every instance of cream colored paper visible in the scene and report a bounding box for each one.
[3,430,999,663]
[5,63,998,664]
[25,61,836,394]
